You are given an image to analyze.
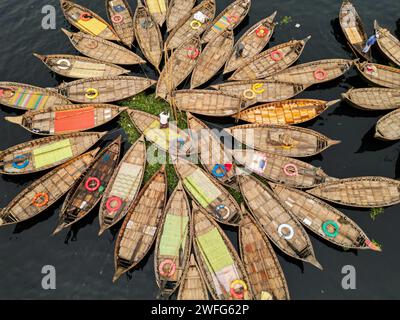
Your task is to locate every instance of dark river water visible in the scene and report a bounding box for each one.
[0,0,399,300]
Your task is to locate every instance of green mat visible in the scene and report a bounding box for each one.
[33,139,73,168]
[183,169,221,208]
[159,214,189,257]
[197,228,234,272]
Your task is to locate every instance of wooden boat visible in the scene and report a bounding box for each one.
[177,254,209,300]
[113,166,167,282]
[60,0,119,41]
[342,88,400,111]
[0,132,105,175]
[233,149,333,189]
[62,29,145,65]
[270,183,382,251]
[165,0,216,50]
[224,12,277,74]
[174,157,242,226]
[0,149,98,227]
[239,212,290,300]
[105,0,135,48]
[375,109,400,141]
[201,0,252,44]
[33,54,129,79]
[166,0,196,32]
[56,76,156,103]
[144,0,168,26]
[128,109,191,155]
[233,99,340,125]
[374,21,400,67]
[134,0,163,71]
[224,124,340,158]
[229,37,311,81]
[53,137,122,235]
[154,182,192,298]
[191,29,234,89]
[0,82,71,111]
[339,0,371,61]
[5,105,127,135]
[211,80,306,108]
[307,177,400,208]
[156,36,201,100]
[354,61,400,88]
[171,90,244,117]
[192,202,253,300]
[98,136,146,235]
[238,174,322,269]
[266,59,354,87]
[187,113,236,187]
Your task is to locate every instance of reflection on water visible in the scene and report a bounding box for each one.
[0,0,400,299]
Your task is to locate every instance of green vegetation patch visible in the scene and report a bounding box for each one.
[280,16,292,25]
[119,93,243,203]
[118,94,183,194]
[371,239,382,250]
[370,207,384,221]
[119,93,187,129]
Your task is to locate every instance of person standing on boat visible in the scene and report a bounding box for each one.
[160,111,170,129]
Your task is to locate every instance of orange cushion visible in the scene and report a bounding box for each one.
[54,107,95,133]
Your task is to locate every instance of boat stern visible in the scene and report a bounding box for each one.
[33,53,45,61]
[307,256,323,270]
[112,267,126,283]
[328,139,341,147]
[4,116,23,125]
[326,99,341,108]
[61,28,73,38]
[98,227,106,237]
[52,223,66,236]
[268,10,278,23]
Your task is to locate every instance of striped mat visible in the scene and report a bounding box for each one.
[9,89,49,110]
[213,16,231,32]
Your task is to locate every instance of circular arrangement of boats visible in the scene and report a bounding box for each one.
[1,0,399,300]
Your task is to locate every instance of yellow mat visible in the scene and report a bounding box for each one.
[197,228,234,272]
[159,214,189,256]
[33,139,73,168]
[77,18,108,36]
[147,0,167,14]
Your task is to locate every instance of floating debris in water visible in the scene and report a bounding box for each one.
[295,23,301,28]
[370,207,384,220]
[371,239,382,250]
[280,16,292,25]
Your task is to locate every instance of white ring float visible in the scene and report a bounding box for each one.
[56,59,71,70]
[278,224,294,240]
[215,205,231,220]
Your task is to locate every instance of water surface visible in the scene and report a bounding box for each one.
[0,0,399,299]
